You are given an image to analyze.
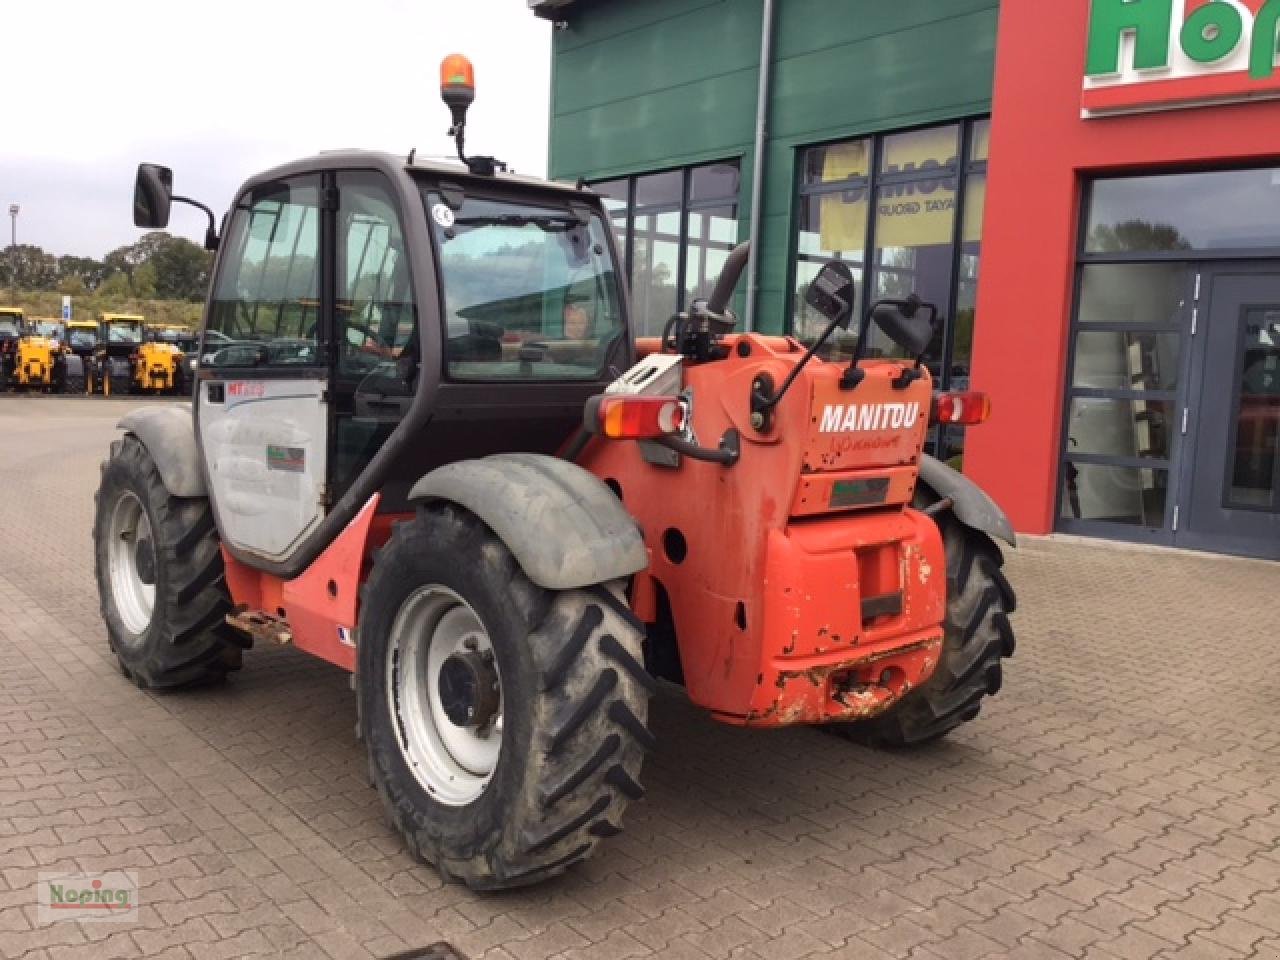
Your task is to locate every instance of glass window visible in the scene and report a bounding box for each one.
[1060,462,1168,526]
[592,178,630,270]
[1066,397,1172,460]
[690,163,739,204]
[1077,263,1189,326]
[1063,241,1189,535]
[634,170,683,209]
[792,120,986,399]
[590,161,741,338]
[1085,168,1280,254]
[208,177,321,369]
[1072,331,1181,391]
[336,173,417,382]
[632,208,681,338]
[1227,307,1280,510]
[426,192,624,381]
[684,204,737,303]
[106,318,143,344]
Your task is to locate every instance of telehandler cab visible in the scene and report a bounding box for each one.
[94,56,1016,890]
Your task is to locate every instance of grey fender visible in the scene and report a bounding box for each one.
[118,405,206,498]
[917,454,1016,547]
[408,453,648,591]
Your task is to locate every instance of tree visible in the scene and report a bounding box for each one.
[57,276,87,297]
[150,236,212,301]
[57,255,109,292]
[99,271,132,298]
[1088,219,1192,254]
[102,232,212,301]
[131,262,157,299]
[1,244,58,290]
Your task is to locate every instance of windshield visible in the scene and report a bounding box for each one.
[35,322,59,338]
[425,191,624,381]
[68,330,96,350]
[0,317,20,336]
[108,321,142,343]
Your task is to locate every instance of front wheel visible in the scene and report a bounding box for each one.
[836,502,1016,747]
[93,434,245,687]
[358,505,653,889]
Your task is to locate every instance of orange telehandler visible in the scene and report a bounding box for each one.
[93,55,1016,890]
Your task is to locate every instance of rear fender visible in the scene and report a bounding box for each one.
[917,454,1015,547]
[118,406,205,497]
[408,453,647,591]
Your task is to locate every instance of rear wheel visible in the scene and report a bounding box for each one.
[358,505,653,889]
[93,434,245,687]
[836,502,1016,747]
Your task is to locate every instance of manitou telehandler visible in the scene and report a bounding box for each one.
[94,56,1016,890]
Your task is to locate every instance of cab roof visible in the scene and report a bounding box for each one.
[240,150,591,199]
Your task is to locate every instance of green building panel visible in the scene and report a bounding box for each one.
[547,0,998,332]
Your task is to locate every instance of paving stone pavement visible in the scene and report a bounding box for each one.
[1,395,1278,960]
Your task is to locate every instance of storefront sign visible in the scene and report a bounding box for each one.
[1083,0,1280,116]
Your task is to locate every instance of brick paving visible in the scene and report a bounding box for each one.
[0,395,1278,960]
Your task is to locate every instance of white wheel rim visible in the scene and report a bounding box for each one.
[386,585,503,806]
[107,491,156,636]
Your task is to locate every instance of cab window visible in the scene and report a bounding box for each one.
[207,176,321,369]
[424,191,623,381]
[331,171,418,502]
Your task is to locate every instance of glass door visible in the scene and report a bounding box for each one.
[1179,271,1280,559]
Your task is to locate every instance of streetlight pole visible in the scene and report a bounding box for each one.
[7,203,18,301]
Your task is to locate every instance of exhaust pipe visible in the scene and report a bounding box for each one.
[705,242,751,318]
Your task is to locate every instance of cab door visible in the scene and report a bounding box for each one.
[196,175,331,564]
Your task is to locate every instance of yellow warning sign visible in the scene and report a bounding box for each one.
[818,127,974,252]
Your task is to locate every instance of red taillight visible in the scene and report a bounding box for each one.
[586,395,686,439]
[933,391,991,426]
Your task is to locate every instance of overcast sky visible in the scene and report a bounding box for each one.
[0,0,552,259]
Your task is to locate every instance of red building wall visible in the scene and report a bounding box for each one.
[965,0,1280,534]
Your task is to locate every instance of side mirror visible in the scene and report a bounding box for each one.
[872,295,936,359]
[134,164,173,229]
[805,260,856,330]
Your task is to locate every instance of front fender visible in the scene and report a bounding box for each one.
[917,454,1016,547]
[118,405,205,497]
[408,453,648,591]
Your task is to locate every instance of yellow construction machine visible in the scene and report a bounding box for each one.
[63,319,98,393]
[0,306,22,389]
[134,326,188,394]
[11,318,67,392]
[92,313,145,395]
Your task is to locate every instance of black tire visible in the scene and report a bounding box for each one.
[65,375,86,395]
[836,502,1016,747]
[358,505,653,890]
[93,434,245,688]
